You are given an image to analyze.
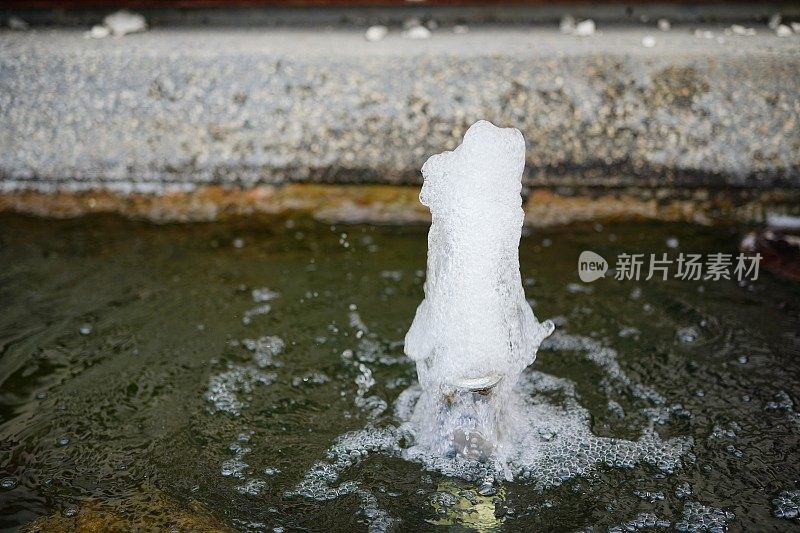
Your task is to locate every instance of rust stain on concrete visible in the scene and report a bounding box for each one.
[1,185,797,227]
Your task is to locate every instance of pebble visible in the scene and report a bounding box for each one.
[574,20,596,37]
[559,15,575,34]
[364,25,388,42]
[642,36,656,48]
[776,24,793,38]
[402,25,431,40]
[85,25,110,39]
[1,477,18,490]
[657,19,671,32]
[729,24,756,36]
[103,10,147,36]
[453,25,469,34]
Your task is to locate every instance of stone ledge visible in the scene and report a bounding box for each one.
[1,26,799,192]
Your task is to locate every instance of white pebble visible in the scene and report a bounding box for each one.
[694,29,714,39]
[559,15,576,34]
[642,35,656,48]
[402,25,431,40]
[103,10,147,36]
[453,24,469,34]
[364,25,388,42]
[657,18,671,32]
[729,24,756,36]
[776,24,793,37]
[85,25,110,39]
[768,13,781,30]
[574,19,596,37]
[792,22,800,34]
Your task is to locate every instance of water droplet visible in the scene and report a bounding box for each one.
[477,482,496,496]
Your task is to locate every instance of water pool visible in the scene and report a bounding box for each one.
[1,214,798,531]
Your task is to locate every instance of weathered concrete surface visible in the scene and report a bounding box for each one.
[1,26,799,193]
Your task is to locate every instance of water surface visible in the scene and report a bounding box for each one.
[0,214,799,531]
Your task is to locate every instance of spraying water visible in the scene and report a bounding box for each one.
[404,120,554,465]
[290,122,694,528]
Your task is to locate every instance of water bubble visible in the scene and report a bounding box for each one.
[79,324,92,335]
[232,238,245,249]
[771,490,800,520]
[252,288,280,303]
[380,270,403,282]
[634,489,666,503]
[566,283,593,294]
[56,436,70,447]
[477,482,496,496]
[610,512,671,531]
[235,478,267,496]
[675,501,735,532]
[675,481,693,499]
[242,304,271,325]
[765,391,794,412]
[62,505,78,518]
[292,373,330,387]
[243,336,285,367]
[205,365,277,415]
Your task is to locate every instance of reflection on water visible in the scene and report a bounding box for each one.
[0,214,799,531]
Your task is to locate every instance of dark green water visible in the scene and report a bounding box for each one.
[0,214,799,532]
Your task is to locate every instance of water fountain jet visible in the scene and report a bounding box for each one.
[404,120,555,464]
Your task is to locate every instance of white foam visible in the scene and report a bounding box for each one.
[398,370,692,485]
[205,335,283,414]
[405,120,553,392]
[676,501,735,532]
